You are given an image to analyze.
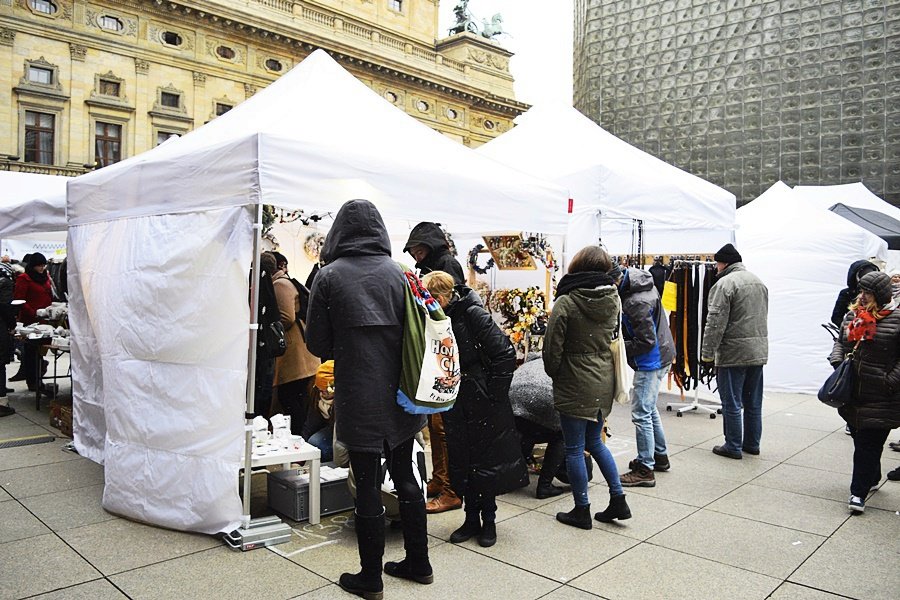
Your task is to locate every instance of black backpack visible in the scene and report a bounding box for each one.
[288,277,310,334]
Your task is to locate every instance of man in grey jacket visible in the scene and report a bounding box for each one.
[701,244,769,460]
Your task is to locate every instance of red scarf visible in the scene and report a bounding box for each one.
[847,307,888,341]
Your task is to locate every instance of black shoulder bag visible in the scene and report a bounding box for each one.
[818,340,861,408]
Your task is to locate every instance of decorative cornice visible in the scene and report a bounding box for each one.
[147,110,194,123]
[192,71,206,85]
[0,26,16,47]
[135,58,150,74]
[69,43,87,61]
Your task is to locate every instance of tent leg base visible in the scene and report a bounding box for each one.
[223,516,292,551]
[666,400,721,418]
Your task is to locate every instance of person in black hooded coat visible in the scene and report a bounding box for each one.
[403,222,465,285]
[421,271,529,549]
[306,200,431,599]
[831,260,879,327]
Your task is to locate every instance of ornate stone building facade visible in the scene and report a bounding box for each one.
[0,0,523,175]
[574,0,900,204]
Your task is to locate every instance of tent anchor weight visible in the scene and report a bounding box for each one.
[223,516,292,551]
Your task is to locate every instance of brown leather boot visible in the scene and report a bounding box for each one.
[425,492,461,514]
[427,414,451,499]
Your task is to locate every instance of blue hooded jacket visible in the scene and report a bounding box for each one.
[618,268,675,371]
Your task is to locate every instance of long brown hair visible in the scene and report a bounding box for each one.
[568,246,612,274]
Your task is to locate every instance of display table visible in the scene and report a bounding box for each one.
[247,441,321,524]
[20,336,71,410]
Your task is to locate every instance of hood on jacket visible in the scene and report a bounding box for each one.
[619,267,654,296]
[846,259,879,290]
[321,199,391,262]
[447,285,482,316]
[403,222,448,254]
[567,285,619,324]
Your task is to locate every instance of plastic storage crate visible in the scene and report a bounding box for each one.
[267,468,354,521]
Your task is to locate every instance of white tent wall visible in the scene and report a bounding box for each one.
[67,207,252,533]
[0,171,68,238]
[737,182,888,394]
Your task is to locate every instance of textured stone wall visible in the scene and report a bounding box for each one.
[573,0,900,205]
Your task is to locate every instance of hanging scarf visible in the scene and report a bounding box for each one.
[846,299,899,341]
[555,271,613,298]
[25,267,48,286]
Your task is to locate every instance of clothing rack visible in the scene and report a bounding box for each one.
[666,260,721,418]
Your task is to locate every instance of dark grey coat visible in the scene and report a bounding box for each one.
[619,267,675,371]
[700,263,769,367]
[306,200,426,453]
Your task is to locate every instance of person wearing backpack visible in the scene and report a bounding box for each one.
[307,200,431,599]
[421,271,528,548]
[272,253,319,435]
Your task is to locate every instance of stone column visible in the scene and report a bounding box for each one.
[0,27,16,157]
[66,43,87,167]
[134,58,150,152]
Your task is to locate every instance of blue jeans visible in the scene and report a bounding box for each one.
[717,366,764,455]
[631,366,669,469]
[307,426,334,462]
[559,412,623,506]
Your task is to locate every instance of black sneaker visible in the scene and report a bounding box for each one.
[653,453,670,471]
[0,405,15,417]
[888,466,900,481]
[848,495,865,513]
[712,445,742,460]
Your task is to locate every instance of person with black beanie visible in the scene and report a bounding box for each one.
[12,253,53,391]
[831,260,879,327]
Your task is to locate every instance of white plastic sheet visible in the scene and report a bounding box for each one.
[68,207,252,533]
[0,171,68,237]
[737,182,887,394]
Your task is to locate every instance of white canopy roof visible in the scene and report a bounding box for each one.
[793,182,900,221]
[68,50,568,235]
[0,171,68,238]
[736,181,887,394]
[476,104,736,255]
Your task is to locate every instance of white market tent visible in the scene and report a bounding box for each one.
[66,50,569,535]
[736,181,887,394]
[793,182,900,271]
[0,171,68,248]
[476,104,737,259]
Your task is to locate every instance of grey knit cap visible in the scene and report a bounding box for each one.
[858,271,892,306]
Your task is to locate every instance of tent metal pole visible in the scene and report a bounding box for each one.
[242,202,263,524]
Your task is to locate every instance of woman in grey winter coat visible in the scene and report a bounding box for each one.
[829,271,900,514]
[307,200,431,599]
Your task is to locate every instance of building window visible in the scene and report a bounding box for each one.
[160,91,180,108]
[95,122,122,167]
[99,16,124,32]
[161,31,182,47]
[27,66,53,85]
[265,59,283,72]
[216,46,235,60]
[389,0,402,11]
[24,111,55,164]
[156,131,179,146]
[215,103,232,116]
[98,79,120,97]
[29,0,57,15]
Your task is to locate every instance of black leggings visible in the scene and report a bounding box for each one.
[349,437,420,518]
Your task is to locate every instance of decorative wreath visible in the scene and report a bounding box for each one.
[467,244,495,274]
[304,232,325,261]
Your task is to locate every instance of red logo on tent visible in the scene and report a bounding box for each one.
[568,198,573,213]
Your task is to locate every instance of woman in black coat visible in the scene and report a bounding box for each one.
[422,271,528,548]
[829,271,900,514]
[307,200,431,599]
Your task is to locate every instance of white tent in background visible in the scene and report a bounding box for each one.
[477,104,736,259]
[736,181,887,394]
[66,50,569,535]
[793,182,900,271]
[0,171,68,255]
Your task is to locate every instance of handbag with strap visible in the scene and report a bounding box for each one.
[818,340,861,408]
[611,297,634,405]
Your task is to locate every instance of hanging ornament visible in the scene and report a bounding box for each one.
[468,244,495,274]
[304,232,326,261]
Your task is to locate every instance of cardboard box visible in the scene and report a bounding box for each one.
[267,468,354,521]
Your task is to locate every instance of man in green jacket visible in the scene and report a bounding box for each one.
[701,244,769,460]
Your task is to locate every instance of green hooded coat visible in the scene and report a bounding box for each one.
[543,285,619,421]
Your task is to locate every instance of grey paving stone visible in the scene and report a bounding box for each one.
[707,484,848,536]
[499,477,578,510]
[753,463,853,503]
[787,441,855,476]
[535,484,697,541]
[866,478,900,511]
[59,516,221,575]
[0,439,81,472]
[539,585,607,599]
[763,410,846,433]
[427,498,528,541]
[624,466,742,507]
[21,483,118,531]
[663,447,779,483]
[569,543,780,600]
[0,533,101,600]
[0,486,11,502]
[288,583,357,599]
[27,578,129,600]
[466,510,638,582]
[743,423,831,462]
[110,545,327,600]
[648,509,825,579]
[0,412,52,438]
[0,457,104,498]
[768,582,854,600]
[790,508,900,598]
[0,499,51,543]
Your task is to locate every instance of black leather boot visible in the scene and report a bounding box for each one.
[449,509,481,543]
[556,504,592,530]
[339,511,385,600]
[384,499,433,584]
[536,440,568,499]
[594,494,632,523]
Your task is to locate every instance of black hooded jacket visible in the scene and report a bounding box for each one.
[306,200,426,452]
[404,222,466,285]
[443,286,528,498]
[831,260,879,326]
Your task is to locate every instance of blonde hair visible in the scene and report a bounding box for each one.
[849,295,886,319]
[422,271,455,304]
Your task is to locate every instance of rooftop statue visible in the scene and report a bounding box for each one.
[449,0,478,35]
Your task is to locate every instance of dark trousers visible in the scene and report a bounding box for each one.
[349,438,420,517]
[849,426,890,497]
[23,343,38,387]
[253,357,275,418]
[275,376,312,436]
[464,492,497,523]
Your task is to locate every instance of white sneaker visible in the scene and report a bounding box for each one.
[848,495,865,513]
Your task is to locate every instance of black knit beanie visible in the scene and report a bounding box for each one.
[27,252,47,268]
[858,271,892,306]
[714,243,742,265]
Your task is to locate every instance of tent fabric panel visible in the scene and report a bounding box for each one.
[69,207,251,534]
[829,203,900,250]
[0,171,68,237]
